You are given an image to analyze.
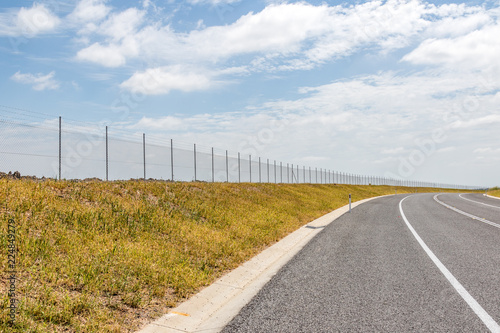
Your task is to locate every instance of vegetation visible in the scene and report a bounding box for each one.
[0,179,474,332]
[487,186,500,198]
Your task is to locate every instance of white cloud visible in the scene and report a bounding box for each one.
[135,116,185,130]
[68,0,110,24]
[76,42,128,67]
[0,4,60,37]
[120,66,214,95]
[98,8,145,41]
[73,0,500,95]
[473,147,500,154]
[74,7,144,66]
[449,115,500,129]
[403,23,500,69]
[11,71,60,91]
[427,11,492,38]
[186,3,331,60]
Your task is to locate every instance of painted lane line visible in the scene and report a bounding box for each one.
[434,195,500,229]
[459,194,500,209]
[399,196,500,333]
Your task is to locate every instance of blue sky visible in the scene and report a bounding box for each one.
[1,0,500,186]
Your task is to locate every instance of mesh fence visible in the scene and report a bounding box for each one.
[0,107,483,189]
[0,115,59,179]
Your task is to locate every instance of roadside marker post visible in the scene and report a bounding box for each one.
[349,194,351,213]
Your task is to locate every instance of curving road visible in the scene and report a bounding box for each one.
[222,193,500,332]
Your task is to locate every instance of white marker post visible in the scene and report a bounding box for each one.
[349,194,351,213]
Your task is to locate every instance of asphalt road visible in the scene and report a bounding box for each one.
[222,193,500,332]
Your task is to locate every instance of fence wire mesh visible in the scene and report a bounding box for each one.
[0,106,483,190]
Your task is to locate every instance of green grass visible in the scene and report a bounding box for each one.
[0,179,476,332]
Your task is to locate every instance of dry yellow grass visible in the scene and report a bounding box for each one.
[0,179,475,332]
[487,187,500,198]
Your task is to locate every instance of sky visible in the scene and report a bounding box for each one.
[0,0,499,186]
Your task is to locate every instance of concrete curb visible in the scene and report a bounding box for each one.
[137,194,390,333]
[484,194,500,201]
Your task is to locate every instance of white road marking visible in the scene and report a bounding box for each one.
[459,194,500,209]
[434,195,500,229]
[399,196,500,333]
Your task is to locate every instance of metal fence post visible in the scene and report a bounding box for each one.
[238,152,241,183]
[212,147,214,182]
[171,139,174,181]
[194,143,197,181]
[287,163,289,183]
[280,162,283,183]
[267,158,270,183]
[105,126,108,181]
[274,160,277,183]
[259,157,261,183]
[58,116,62,180]
[143,133,146,180]
[226,150,229,182]
[249,155,252,183]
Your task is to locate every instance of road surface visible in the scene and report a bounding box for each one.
[222,193,500,332]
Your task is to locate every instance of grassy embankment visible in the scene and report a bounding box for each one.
[0,179,475,332]
[487,187,500,198]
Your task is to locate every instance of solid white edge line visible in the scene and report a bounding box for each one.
[399,196,500,333]
[434,195,500,229]
[459,194,500,209]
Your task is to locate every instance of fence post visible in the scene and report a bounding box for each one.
[249,155,252,183]
[143,133,146,180]
[171,139,174,181]
[238,152,241,183]
[259,157,261,183]
[274,160,276,183]
[286,163,290,184]
[212,147,214,182]
[106,126,108,181]
[280,162,282,183]
[58,116,61,180]
[267,158,270,183]
[226,150,229,183]
[194,143,197,181]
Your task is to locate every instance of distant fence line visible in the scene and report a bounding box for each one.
[0,108,483,190]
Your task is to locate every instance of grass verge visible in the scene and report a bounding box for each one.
[0,179,474,332]
[487,187,500,198]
